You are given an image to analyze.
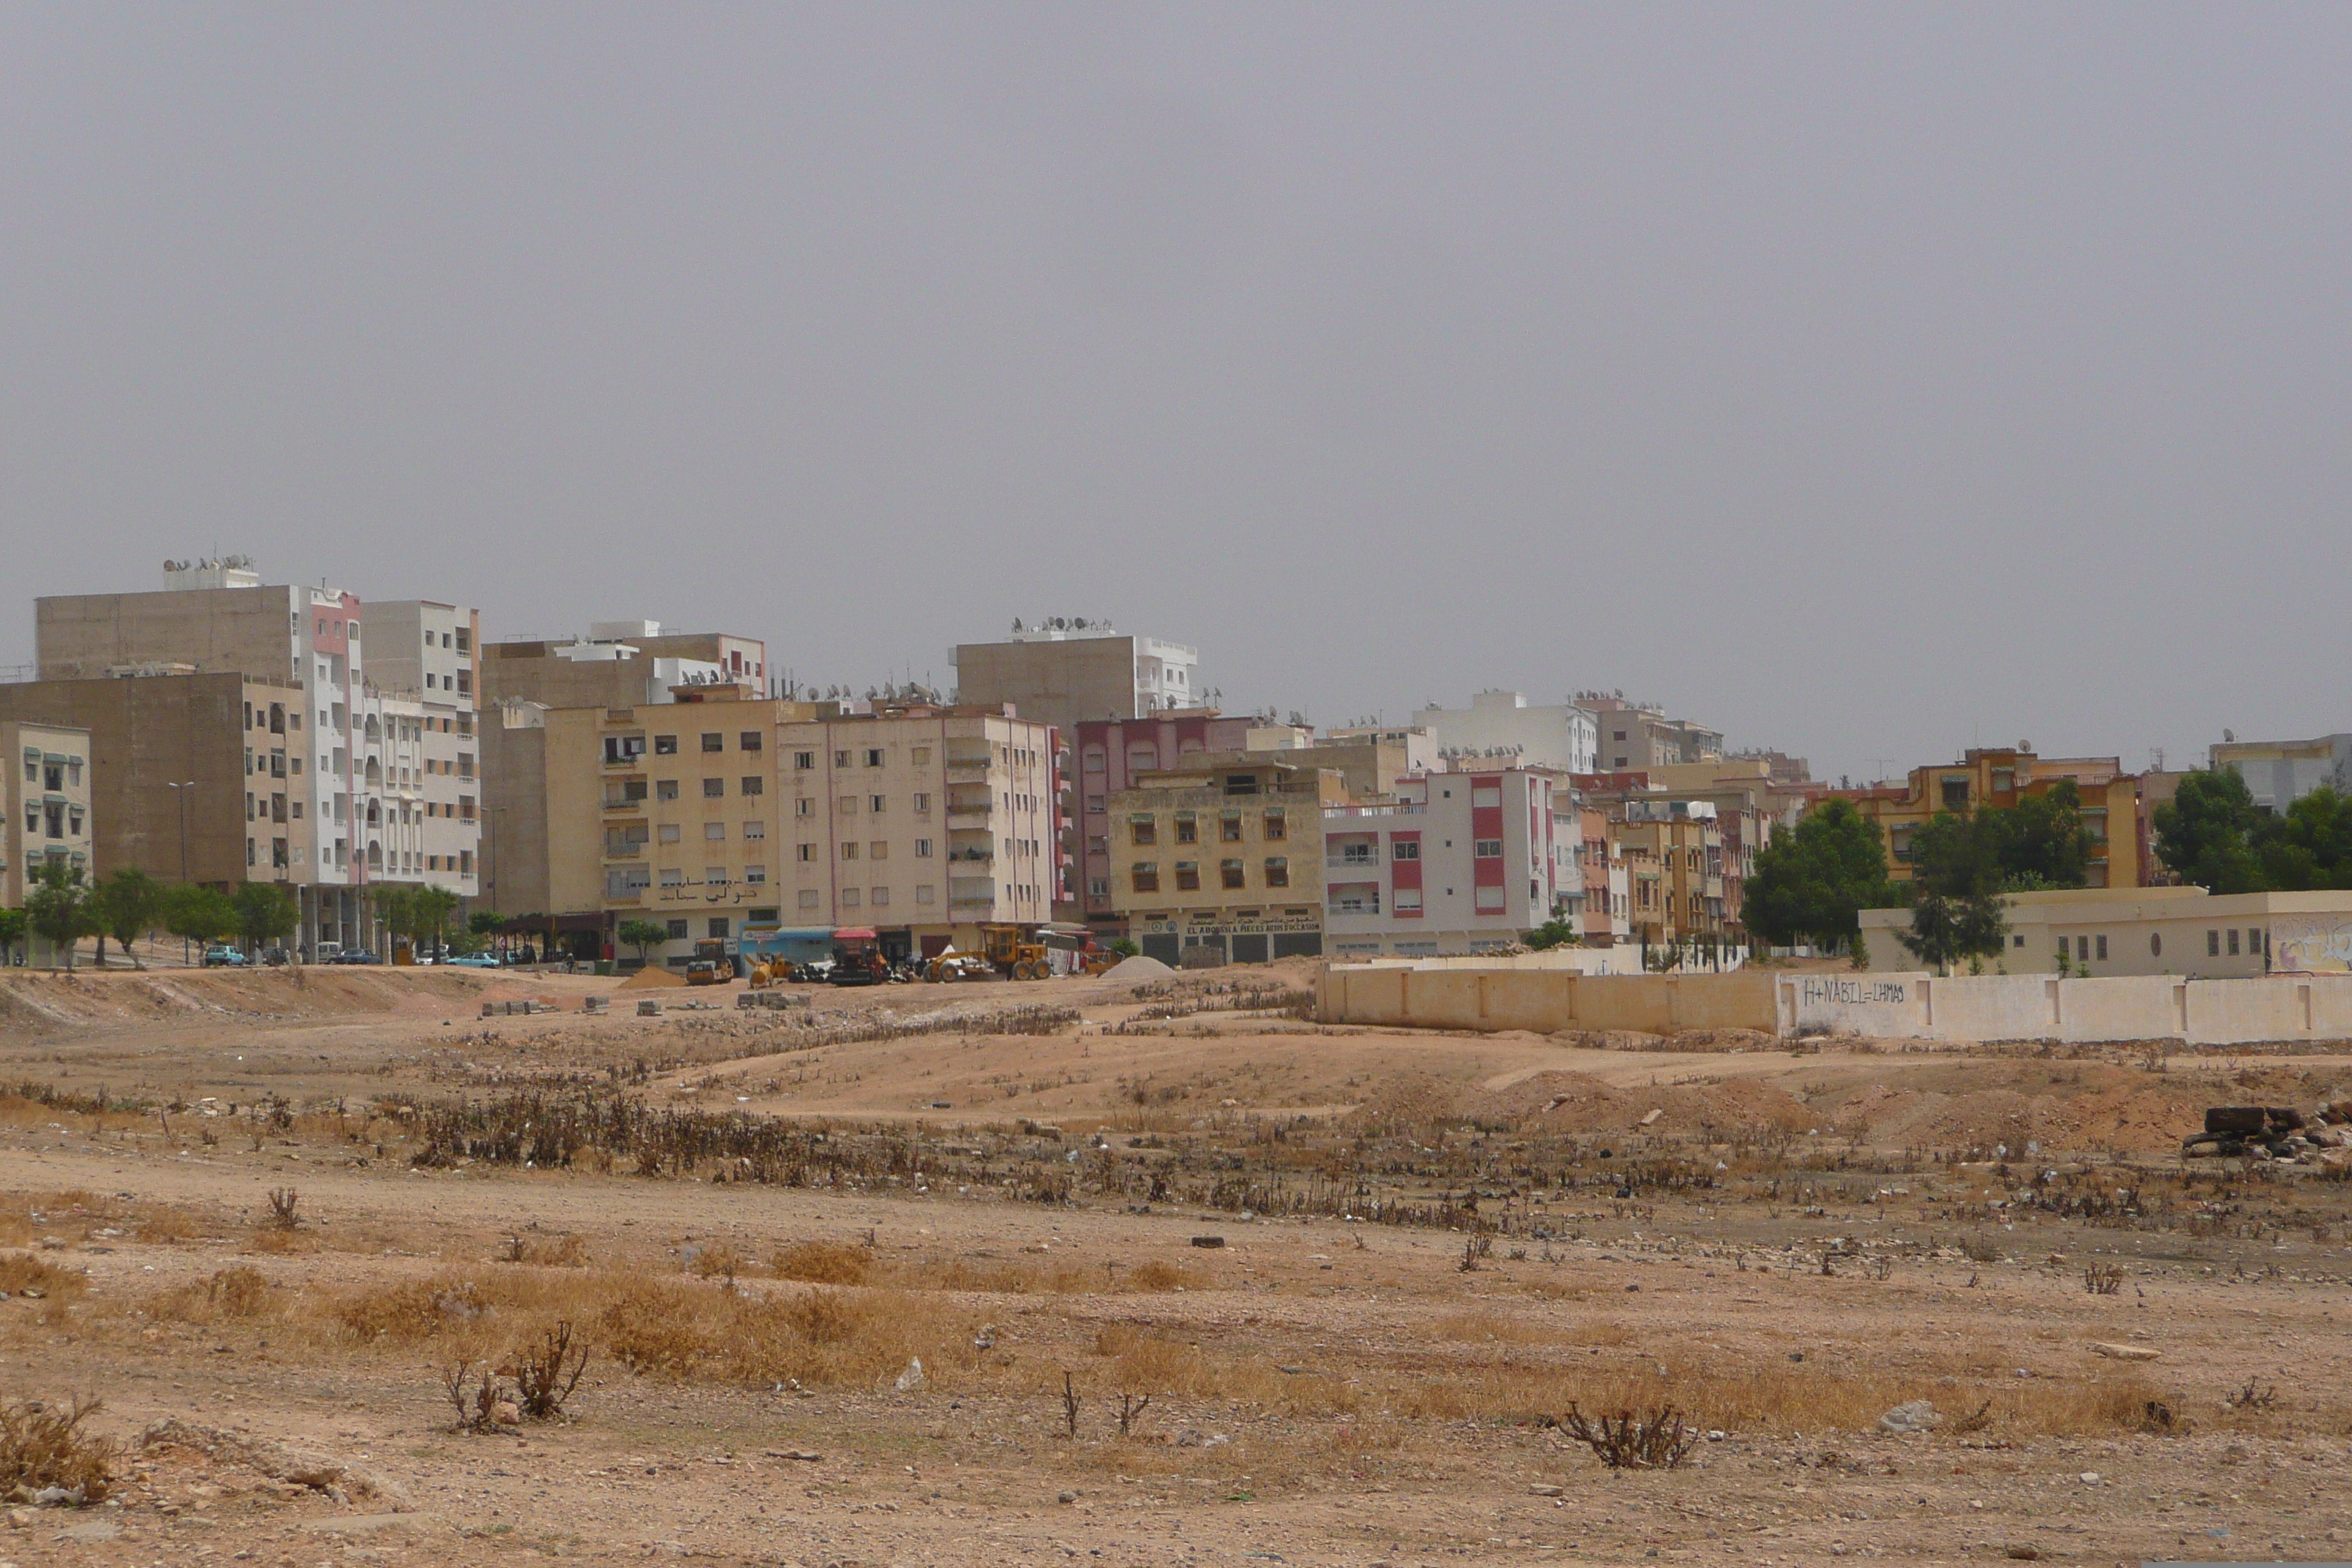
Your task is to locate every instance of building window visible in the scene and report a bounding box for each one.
[870,794,886,813]
[1175,861,1200,891]
[745,865,767,884]
[838,795,857,815]
[840,888,861,908]
[1221,858,1246,889]
[865,748,883,767]
[655,735,679,755]
[1476,886,1506,914]
[910,746,931,765]
[870,841,888,859]
[1392,838,1420,861]
[1129,815,1157,845]
[699,777,723,799]
[2076,935,2090,961]
[741,776,764,796]
[1221,812,1244,842]
[2150,932,2162,957]
[742,821,766,840]
[1264,856,1289,888]
[658,823,682,845]
[915,838,932,857]
[2228,929,2240,956]
[798,889,821,910]
[797,844,815,862]
[1474,839,1503,858]
[1131,864,1160,894]
[834,749,851,768]
[916,884,935,904]
[700,734,723,753]
[796,798,814,817]
[739,731,762,752]
[870,886,889,907]
[2207,929,2220,956]
[708,917,729,938]
[794,750,815,770]
[666,919,689,941]
[704,822,726,841]
[2247,928,2264,956]
[658,867,685,886]
[656,780,679,802]
[1393,887,1422,912]
[842,843,859,860]
[1224,773,1259,796]
[913,792,930,813]
[1174,813,1197,844]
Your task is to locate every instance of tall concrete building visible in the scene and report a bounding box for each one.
[950,621,1197,731]
[2211,732,2352,813]
[33,561,480,953]
[481,622,768,710]
[1106,753,1344,965]
[1413,691,1598,774]
[1,721,94,938]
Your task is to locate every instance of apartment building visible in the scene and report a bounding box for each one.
[1613,799,1727,948]
[0,671,305,896]
[1107,754,1343,965]
[1578,800,1630,945]
[1578,693,1724,771]
[951,622,1198,731]
[1413,690,1597,774]
[1071,710,1256,934]
[482,622,767,710]
[32,561,478,952]
[1323,767,1572,958]
[358,600,482,906]
[1823,747,2144,889]
[778,706,1058,958]
[2,724,94,958]
[2211,732,2352,813]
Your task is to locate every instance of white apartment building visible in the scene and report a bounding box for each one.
[776,707,1059,961]
[359,601,482,914]
[1323,768,1572,957]
[1414,691,1599,775]
[2,723,94,963]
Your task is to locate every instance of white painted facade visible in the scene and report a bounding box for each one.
[1323,768,1570,957]
[1414,690,1598,775]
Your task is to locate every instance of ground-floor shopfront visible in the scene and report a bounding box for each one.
[1130,906,1323,966]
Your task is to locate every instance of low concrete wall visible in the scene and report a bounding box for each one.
[1335,947,1645,976]
[1316,965,1779,1035]
[1318,962,2352,1044]
[1779,970,2352,1046]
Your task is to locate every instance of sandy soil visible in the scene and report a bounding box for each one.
[0,963,2348,1566]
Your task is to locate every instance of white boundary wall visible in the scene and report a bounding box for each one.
[1779,970,2352,1046]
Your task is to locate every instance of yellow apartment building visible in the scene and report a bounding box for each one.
[1107,753,1346,965]
[1827,748,2144,888]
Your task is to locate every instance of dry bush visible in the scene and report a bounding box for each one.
[0,1396,116,1501]
[772,1241,874,1286]
[208,1266,269,1318]
[242,1227,314,1256]
[1120,1260,1197,1292]
[0,1252,84,1302]
[2083,1264,2124,1296]
[513,1320,588,1418]
[334,1278,491,1343]
[687,1244,751,1284]
[264,1188,301,1229]
[920,1257,1093,1294]
[597,1279,958,1389]
[1561,1402,1697,1469]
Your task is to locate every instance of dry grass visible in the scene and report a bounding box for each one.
[0,1395,116,1501]
[772,1240,872,1285]
[0,1251,86,1302]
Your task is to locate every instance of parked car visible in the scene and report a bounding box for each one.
[329,949,380,965]
[445,952,502,969]
[202,946,246,968]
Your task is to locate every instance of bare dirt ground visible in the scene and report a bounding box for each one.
[1,961,2350,1566]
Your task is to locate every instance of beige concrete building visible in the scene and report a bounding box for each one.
[1107,753,1346,965]
[482,622,769,711]
[951,622,1197,731]
[505,695,1058,968]
[0,671,305,893]
[1578,693,1725,771]
[2,721,94,921]
[1855,885,2352,979]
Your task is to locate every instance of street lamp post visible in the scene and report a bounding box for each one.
[166,780,196,967]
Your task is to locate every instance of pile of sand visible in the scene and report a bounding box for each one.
[1104,954,1175,981]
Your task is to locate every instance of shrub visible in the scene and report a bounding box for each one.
[772,1241,873,1286]
[0,1396,116,1501]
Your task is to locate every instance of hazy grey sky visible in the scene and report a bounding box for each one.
[5,4,2346,781]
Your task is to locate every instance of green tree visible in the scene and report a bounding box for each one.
[230,881,298,954]
[616,919,670,964]
[2153,769,2269,892]
[1744,800,1898,952]
[1899,888,2010,976]
[163,883,238,959]
[371,885,418,957]
[1907,810,2005,900]
[467,909,508,954]
[1521,917,1578,951]
[26,861,94,970]
[2255,785,2352,890]
[93,867,166,970]
[410,886,460,957]
[0,907,26,965]
[1988,781,2095,889]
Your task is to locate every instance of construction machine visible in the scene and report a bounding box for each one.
[685,938,734,987]
[979,923,1052,981]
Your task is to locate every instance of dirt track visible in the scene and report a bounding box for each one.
[1,965,2349,1565]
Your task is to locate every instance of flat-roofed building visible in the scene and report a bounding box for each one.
[951,621,1198,731]
[1107,753,1345,966]
[1855,885,2352,978]
[1324,767,1572,959]
[1,722,95,943]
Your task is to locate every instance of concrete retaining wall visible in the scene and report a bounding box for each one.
[1319,962,2352,1044]
[1779,970,2352,1045]
[1316,965,1779,1035]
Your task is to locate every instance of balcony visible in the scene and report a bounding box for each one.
[949,877,996,905]
[946,851,994,867]
[944,761,990,783]
[602,845,644,860]
[946,807,992,830]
